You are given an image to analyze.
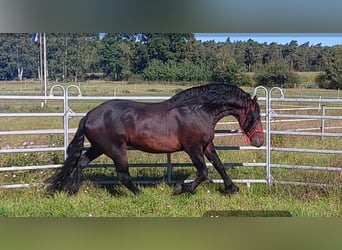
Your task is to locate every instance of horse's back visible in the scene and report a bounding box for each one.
[84,99,180,152]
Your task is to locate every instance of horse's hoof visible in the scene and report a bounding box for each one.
[44,183,57,195]
[173,183,183,195]
[63,184,79,195]
[225,185,240,195]
[132,189,141,195]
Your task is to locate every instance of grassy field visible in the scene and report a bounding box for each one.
[0,182,340,217]
[0,80,341,217]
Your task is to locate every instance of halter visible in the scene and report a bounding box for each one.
[240,110,264,144]
[242,126,264,144]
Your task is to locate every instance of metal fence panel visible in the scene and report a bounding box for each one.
[1,85,341,189]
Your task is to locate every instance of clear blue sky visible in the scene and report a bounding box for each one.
[195,33,342,46]
[99,33,342,46]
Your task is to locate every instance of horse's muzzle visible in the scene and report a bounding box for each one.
[250,133,264,147]
[243,128,264,147]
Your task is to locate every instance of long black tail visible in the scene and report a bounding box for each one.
[45,116,87,193]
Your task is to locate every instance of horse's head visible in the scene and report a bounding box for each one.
[239,96,264,147]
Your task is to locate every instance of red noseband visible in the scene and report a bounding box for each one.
[241,127,264,145]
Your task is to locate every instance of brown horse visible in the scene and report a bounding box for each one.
[46,83,264,195]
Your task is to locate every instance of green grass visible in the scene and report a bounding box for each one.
[0,182,340,217]
[0,80,341,217]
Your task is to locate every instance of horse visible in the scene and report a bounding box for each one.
[45,83,264,195]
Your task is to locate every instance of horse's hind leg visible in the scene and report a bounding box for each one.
[65,146,102,194]
[105,145,140,195]
[204,142,239,194]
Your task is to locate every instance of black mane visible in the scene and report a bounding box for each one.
[166,83,252,110]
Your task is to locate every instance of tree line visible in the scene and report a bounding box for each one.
[0,33,341,88]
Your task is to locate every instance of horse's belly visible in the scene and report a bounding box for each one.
[125,112,183,153]
[128,132,182,153]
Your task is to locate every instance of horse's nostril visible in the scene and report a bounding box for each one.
[251,136,264,147]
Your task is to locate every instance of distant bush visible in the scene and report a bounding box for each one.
[234,71,254,86]
[212,62,253,86]
[254,61,299,87]
[142,59,211,82]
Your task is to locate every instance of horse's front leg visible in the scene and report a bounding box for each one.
[204,142,239,194]
[173,147,208,195]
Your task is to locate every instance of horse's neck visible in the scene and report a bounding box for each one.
[210,107,237,124]
[213,110,236,125]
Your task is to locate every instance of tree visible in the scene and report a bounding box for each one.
[296,42,310,71]
[318,46,342,89]
[308,43,329,71]
[0,33,38,80]
[46,33,100,82]
[10,34,37,80]
[66,33,98,82]
[211,43,252,85]
[282,40,299,71]
[131,42,148,74]
[46,33,64,81]
[184,35,201,64]
[142,33,191,63]
[0,33,337,87]
[243,39,262,72]
[100,33,125,80]
[212,43,236,83]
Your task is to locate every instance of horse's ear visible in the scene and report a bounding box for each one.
[252,95,258,102]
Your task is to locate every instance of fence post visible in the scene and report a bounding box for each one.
[49,85,68,159]
[268,87,285,186]
[253,86,270,186]
[48,84,83,160]
[320,105,325,140]
[64,85,83,159]
[166,153,172,183]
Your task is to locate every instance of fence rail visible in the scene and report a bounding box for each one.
[0,85,341,189]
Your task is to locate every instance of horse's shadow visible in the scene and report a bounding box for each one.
[81,169,192,196]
